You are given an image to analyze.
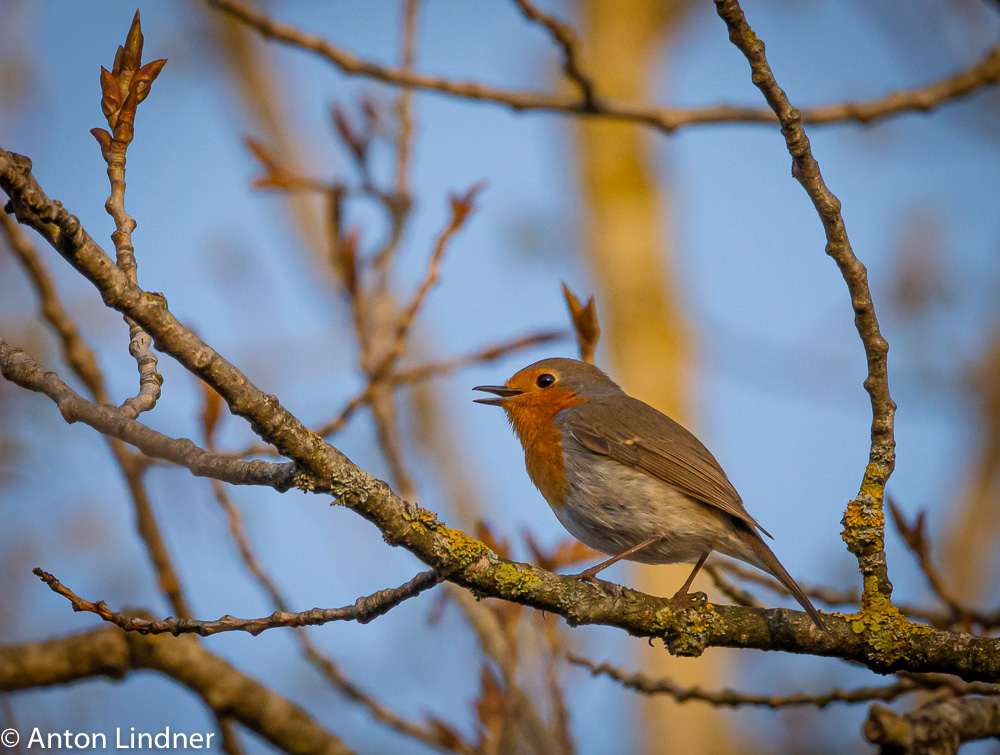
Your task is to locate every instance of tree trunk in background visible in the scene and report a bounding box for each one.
[575,2,729,754]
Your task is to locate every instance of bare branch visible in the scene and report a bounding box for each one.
[208,0,1000,131]
[889,498,961,615]
[703,563,765,608]
[0,627,353,755]
[713,0,896,601]
[0,340,296,490]
[34,567,443,636]
[570,653,998,709]
[1,213,107,401]
[374,184,484,379]
[866,696,1000,754]
[94,10,166,419]
[510,0,596,107]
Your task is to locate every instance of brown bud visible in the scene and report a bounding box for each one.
[99,67,121,113]
[112,45,125,77]
[449,182,484,226]
[562,282,600,364]
[122,10,144,72]
[135,58,166,89]
[90,128,113,161]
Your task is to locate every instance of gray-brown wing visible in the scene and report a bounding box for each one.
[564,397,771,538]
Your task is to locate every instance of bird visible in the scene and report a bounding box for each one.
[473,356,826,631]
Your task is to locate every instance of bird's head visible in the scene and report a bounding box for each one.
[474,357,620,441]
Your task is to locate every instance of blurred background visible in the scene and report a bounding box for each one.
[2,0,999,752]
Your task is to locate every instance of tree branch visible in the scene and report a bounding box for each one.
[713,0,896,602]
[570,653,998,708]
[510,0,597,108]
[34,567,443,637]
[866,696,1000,754]
[93,10,166,419]
[208,0,1000,132]
[0,340,296,490]
[0,627,352,755]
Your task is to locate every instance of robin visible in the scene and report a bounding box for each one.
[474,357,826,631]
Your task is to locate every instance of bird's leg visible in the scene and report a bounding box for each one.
[567,536,662,584]
[671,552,710,604]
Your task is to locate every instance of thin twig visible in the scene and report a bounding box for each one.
[373,185,483,380]
[34,567,443,636]
[569,654,999,708]
[1,213,108,401]
[703,563,764,608]
[209,0,1000,132]
[393,330,567,384]
[230,329,565,459]
[93,11,166,419]
[888,497,980,628]
[712,559,982,629]
[0,341,297,489]
[714,0,896,600]
[510,0,596,107]
[393,0,420,201]
[334,6,424,502]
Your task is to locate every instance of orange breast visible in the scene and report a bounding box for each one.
[504,388,586,508]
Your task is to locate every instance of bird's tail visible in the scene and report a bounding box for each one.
[742,530,828,633]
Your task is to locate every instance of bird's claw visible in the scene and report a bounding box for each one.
[566,569,606,586]
[567,570,622,597]
[670,590,708,606]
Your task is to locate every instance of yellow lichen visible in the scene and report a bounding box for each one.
[436,524,492,566]
[400,506,437,535]
[493,562,542,595]
[293,473,315,492]
[841,462,886,552]
[837,576,933,666]
[652,602,722,658]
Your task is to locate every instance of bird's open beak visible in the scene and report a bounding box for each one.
[472,385,523,406]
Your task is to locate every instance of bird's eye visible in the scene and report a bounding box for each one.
[536,373,556,388]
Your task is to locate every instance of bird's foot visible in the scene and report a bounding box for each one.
[565,567,606,585]
[670,590,708,606]
[566,569,621,595]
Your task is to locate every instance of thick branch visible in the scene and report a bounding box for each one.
[209,0,1000,131]
[0,627,351,755]
[866,696,1000,754]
